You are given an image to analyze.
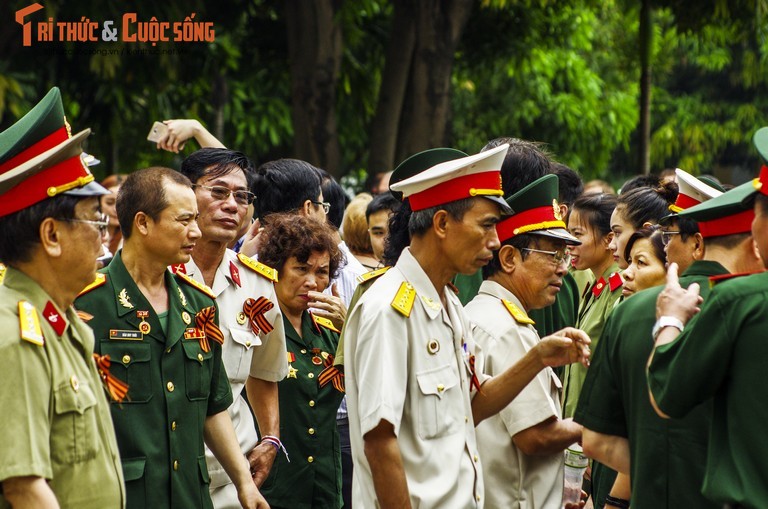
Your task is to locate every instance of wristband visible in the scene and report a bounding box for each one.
[260,434,290,462]
[604,495,630,509]
[652,316,684,341]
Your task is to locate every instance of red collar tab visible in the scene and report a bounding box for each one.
[229,261,241,287]
[609,272,624,291]
[42,301,67,336]
[592,277,607,298]
[408,171,502,212]
[170,263,186,274]
[496,204,566,242]
[697,209,754,238]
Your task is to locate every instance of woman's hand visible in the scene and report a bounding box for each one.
[308,283,346,330]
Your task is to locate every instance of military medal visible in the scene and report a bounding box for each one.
[287,352,298,379]
[427,339,440,355]
[236,312,247,325]
[182,311,191,324]
[311,348,323,365]
[136,310,151,334]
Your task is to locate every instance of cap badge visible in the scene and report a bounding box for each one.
[553,199,563,221]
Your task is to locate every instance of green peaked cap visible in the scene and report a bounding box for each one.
[498,174,580,245]
[678,180,755,237]
[0,87,66,167]
[389,148,467,200]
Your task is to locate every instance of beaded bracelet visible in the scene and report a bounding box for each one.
[261,434,290,462]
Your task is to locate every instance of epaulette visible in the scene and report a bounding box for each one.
[18,301,44,346]
[78,273,107,297]
[357,266,390,284]
[391,282,416,317]
[502,299,535,325]
[709,272,757,288]
[0,263,6,285]
[237,253,278,283]
[312,313,341,334]
[175,272,216,299]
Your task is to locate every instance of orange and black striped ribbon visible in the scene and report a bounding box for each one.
[195,306,224,353]
[93,353,129,403]
[243,297,274,335]
[469,354,482,393]
[317,354,345,393]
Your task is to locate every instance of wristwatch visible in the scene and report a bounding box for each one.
[652,316,685,341]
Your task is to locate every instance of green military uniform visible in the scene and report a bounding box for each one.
[0,268,125,508]
[262,312,344,509]
[563,263,622,417]
[576,260,727,509]
[74,251,233,509]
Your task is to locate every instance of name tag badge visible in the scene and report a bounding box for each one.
[109,329,143,340]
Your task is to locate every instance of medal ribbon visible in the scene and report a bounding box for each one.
[318,354,345,393]
[243,297,275,335]
[93,353,129,403]
[469,354,482,393]
[195,306,224,352]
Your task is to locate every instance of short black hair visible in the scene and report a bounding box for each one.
[316,168,349,229]
[117,167,193,239]
[482,137,552,196]
[482,233,536,279]
[408,198,474,238]
[550,163,583,206]
[624,225,666,267]
[180,148,255,189]
[666,216,699,242]
[620,174,661,194]
[382,200,412,266]
[0,195,80,265]
[366,193,401,222]
[572,193,617,238]
[252,159,322,221]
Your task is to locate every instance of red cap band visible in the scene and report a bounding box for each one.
[496,205,565,242]
[408,171,502,211]
[0,126,69,175]
[697,209,754,238]
[757,165,768,197]
[673,193,701,211]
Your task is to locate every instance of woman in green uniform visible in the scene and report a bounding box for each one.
[257,213,346,509]
[621,226,667,299]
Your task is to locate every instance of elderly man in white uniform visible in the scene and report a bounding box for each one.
[344,145,591,508]
[176,148,288,508]
[466,174,584,508]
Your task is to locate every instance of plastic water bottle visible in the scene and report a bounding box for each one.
[562,443,588,507]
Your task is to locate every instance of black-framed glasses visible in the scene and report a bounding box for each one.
[311,200,331,214]
[660,230,681,246]
[521,247,572,267]
[194,184,255,206]
[61,213,110,234]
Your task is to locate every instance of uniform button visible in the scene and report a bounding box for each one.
[308,428,315,435]
[171,421,177,431]
[309,400,315,407]
[167,381,175,392]
[437,384,445,392]
[70,375,80,392]
[197,353,203,362]
[476,495,481,502]
[308,373,315,379]
[173,460,179,470]
[245,340,251,347]
[166,348,172,354]
[473,455,479,462]
[301,349,307,354]
[307,456,314,463]
[122,354,131,364]
[465,415,469,423]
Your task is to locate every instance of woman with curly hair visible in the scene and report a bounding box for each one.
[257,212,346,509]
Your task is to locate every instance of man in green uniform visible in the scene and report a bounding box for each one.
[0,87,125,507]
[648,129,768,508]
[576,170,763,508]
[75,167,265,509]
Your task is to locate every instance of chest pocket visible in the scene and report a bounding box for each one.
[51,379,100,464]
[100,341,153,403]
[223,327,262,382]
[415,363,461,440]
[182,339,214,400]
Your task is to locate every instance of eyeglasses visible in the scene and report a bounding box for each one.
[521,247,572,267]
[61,213,110,234]
[194,184,255,206]
[660,230,681,246]
[311,200,331,214]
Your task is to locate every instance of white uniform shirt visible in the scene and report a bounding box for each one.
[180,250,288,492]
[345,247,486,508]
[466,280,564,509]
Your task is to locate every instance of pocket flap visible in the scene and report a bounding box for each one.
[229,327,262,349]
[198,455,210,484]
[54,380,97,415]
[416,364,458,399]
[101,341,151,365]
[122,456,146,482]
[181,339,214,363]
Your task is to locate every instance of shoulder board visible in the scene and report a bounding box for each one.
[18,301,44,346]
[502,299,536,325]
[312,314,341,334]
[237,253,278,283]
[709,272,757,287]
[608,272,624,292]
[357,266,391,284]
[0,263,6,284]
[391,282,416,318]
[175,272,216,299]
[78,273,107,297]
